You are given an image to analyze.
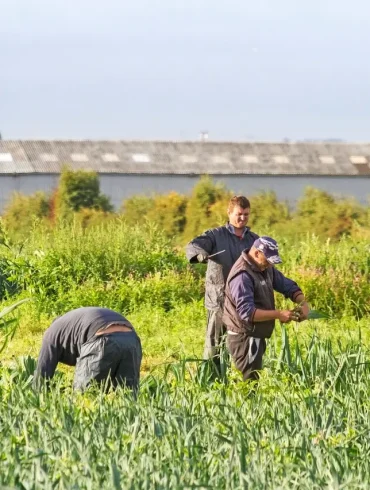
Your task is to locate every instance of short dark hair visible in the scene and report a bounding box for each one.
[228,195,251,210]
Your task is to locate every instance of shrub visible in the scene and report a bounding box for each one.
[292,187,368,240]
[2,191,50,240]
[120,195,155,225]
[74,208,117,229]
[149,192,188,237]
[249,190,291,234]
[183,176,231,241]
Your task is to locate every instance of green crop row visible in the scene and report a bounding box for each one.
[1,328,370,489]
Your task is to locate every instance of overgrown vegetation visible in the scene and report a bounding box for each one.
[2,172,370,243]
[0,171,369,488]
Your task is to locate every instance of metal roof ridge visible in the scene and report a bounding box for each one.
[2,139,370,145]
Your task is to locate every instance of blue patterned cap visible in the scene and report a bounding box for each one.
[253,236,282,264]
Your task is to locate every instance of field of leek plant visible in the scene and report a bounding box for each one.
[0,219,369,489]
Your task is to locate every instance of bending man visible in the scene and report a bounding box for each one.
[34,306,142,391]
[186,195,259,368]
[223,236,309,381]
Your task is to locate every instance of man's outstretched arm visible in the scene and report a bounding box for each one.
[185,229,216,263]
[34,332,60,384]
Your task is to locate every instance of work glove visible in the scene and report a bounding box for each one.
[197,253,209,264]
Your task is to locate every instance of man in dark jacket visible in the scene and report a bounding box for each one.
[186,196,259,367]
[34,307,142,391]
[223,236,309,381]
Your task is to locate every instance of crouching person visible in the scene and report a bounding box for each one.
[223,237,309,382]
[34,307,142,391]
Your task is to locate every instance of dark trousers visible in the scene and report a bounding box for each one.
[204,309,226,362]
[227,331,266,381]
[73,331,142,391]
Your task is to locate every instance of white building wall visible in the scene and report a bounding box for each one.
[100,174,370,209]
[0,175,59,212]
[0,174,368,213]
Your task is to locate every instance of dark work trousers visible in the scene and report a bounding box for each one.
[227,331,266,381]
[73,331,142,391]
[204,309,227,367]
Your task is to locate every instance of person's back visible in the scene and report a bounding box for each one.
[185,196,259,366]
[35,307,142,391]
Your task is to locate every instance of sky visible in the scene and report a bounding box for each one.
[1,0,370,141]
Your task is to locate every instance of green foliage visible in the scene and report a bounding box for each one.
[74,208,117,229]
[183,176,231,241]
[2,175,370,242]
[292,187,368,239]
[0,298,30,354]
[0,219,368,318]
[208,194,234,228]
[0,219,200,316]
[54,166,113,221]
[121,192,188,237]
[307,309,331,319]
[149,192,188,237]
[276,235,370,318]
[2,191,50,240]
[249,190,291,233]
[1,330,370,488]
[120,195,155,225]
[0,215,369,487]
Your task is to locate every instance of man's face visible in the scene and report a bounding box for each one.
[228,205,250,229]
[254,250,271,271]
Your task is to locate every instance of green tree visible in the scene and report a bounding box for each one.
[149,192,188,237]
[54,167,113,221]
[120,195,156,225]
[292,187,367,239]
[208,195,233,228]
[249,191,291,234]
[120,192,187,238]
[183,176,231,241]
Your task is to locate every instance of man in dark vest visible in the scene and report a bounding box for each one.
[223,236,309,381]
[186,196,259,370]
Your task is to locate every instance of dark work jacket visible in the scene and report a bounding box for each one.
[223,251,301,338]
[186,225,259,311]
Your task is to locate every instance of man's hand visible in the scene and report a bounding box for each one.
[197,253,209,264]
[299,302,310,321]
[277,309,300,323]
[292,302,310,322]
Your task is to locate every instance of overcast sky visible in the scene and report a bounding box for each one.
[1,0,370,141]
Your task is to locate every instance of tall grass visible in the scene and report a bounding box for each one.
[0,221,368,318]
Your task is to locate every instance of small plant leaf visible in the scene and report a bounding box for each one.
[308,309,331,320]
[0,298,31,320]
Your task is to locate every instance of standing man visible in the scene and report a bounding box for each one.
[34,307,142,391]
[186,195,259,369]
[223,236,309,381]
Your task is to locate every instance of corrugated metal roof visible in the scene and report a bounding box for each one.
[0,140,369,176]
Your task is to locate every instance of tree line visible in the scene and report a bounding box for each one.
[2,167,369,242]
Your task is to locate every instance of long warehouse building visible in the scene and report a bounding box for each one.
[0,140,369,211]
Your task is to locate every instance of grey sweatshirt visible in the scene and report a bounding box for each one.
[186,224,259,311]
[35,307,134,379]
